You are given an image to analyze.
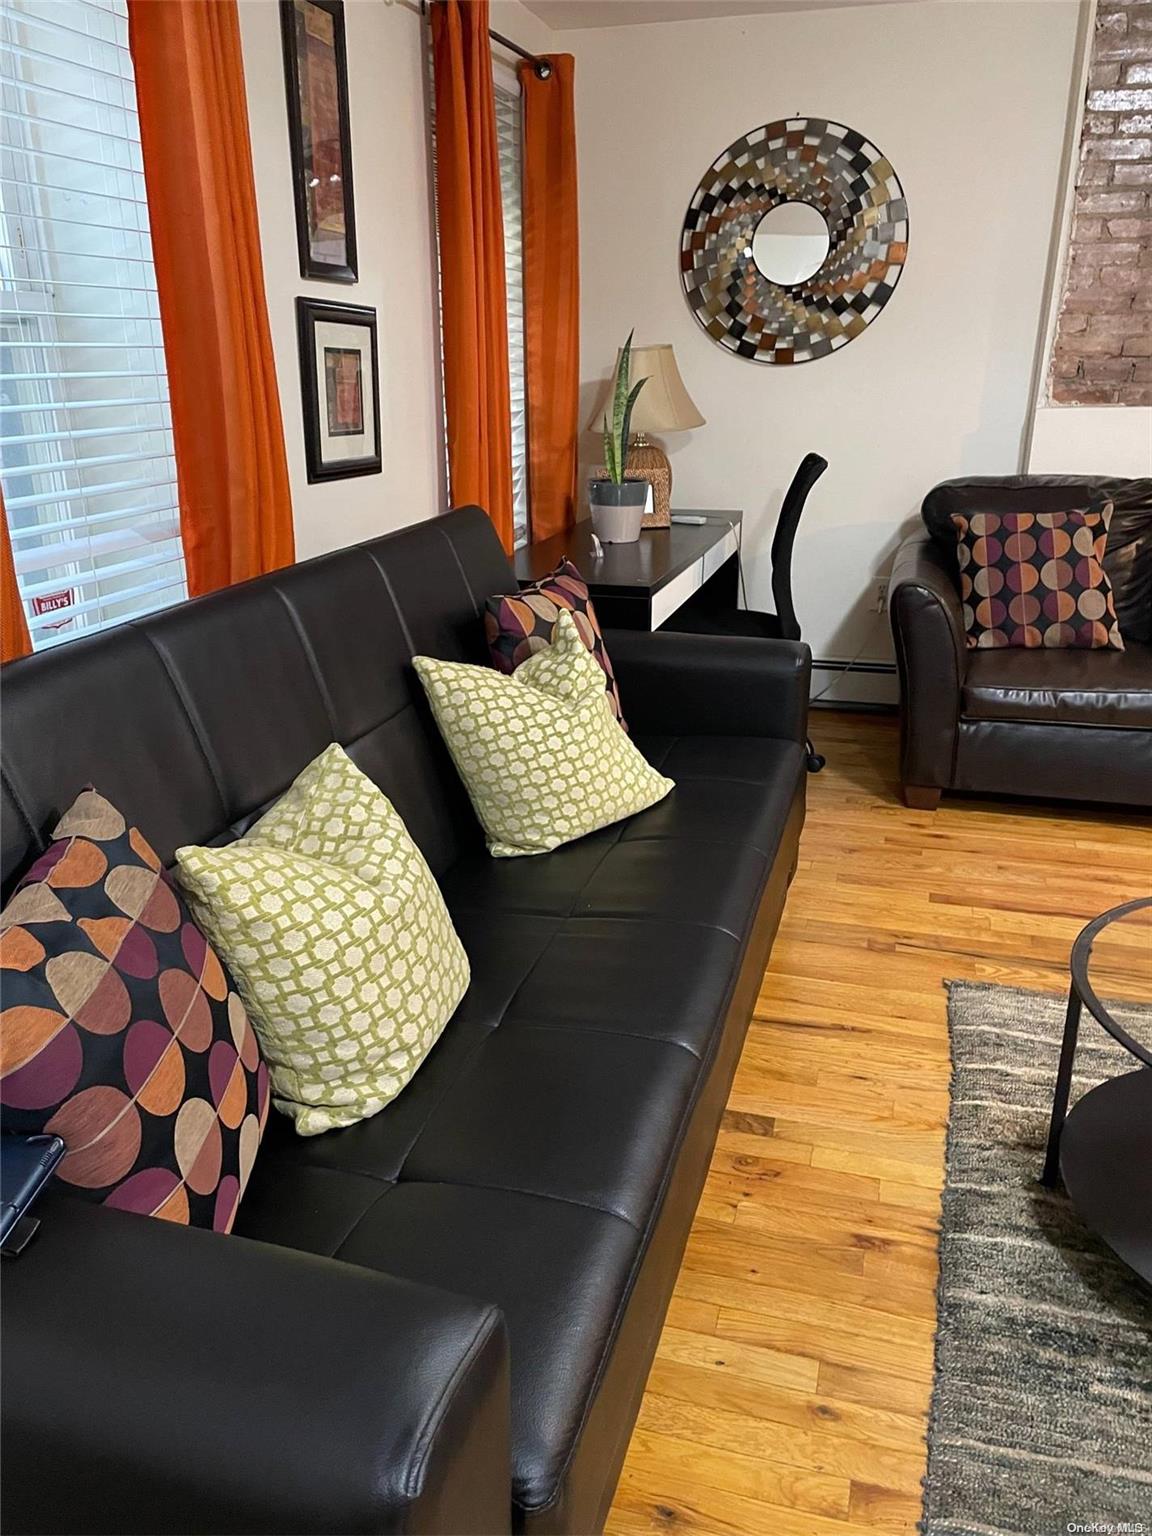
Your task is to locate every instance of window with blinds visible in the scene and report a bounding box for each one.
[0,0,186,651]
[493,72,528,549]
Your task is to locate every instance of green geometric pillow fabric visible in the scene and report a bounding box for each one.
[414,609,673,858]
[175,746,469,1136]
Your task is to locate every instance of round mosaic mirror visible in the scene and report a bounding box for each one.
[681,118,908,365]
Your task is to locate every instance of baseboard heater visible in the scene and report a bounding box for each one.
[809,657,898,711]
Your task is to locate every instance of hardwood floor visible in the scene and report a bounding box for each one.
[605,710,1151,1536]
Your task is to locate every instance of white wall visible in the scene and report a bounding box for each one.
[490,0,555,55]
[569,0,1081,696]
[239,0,444,562]
[1028,407,1152,476]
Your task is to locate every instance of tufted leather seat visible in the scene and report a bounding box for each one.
[1,507,810,1535]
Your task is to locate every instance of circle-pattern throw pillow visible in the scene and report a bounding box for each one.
[0,789,269,1230]
[485,560,627,729]
[951,506,1124,650]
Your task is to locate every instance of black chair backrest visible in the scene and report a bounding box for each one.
[770,453,827,643]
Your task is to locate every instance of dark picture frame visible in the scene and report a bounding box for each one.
[296,297,381,482]
[280,0,358,283]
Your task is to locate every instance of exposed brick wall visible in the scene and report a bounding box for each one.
[1049,0,1152,406]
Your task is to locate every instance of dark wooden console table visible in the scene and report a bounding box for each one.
[513,510,742,631]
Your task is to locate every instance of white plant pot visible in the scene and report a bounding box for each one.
[588,480,646,543]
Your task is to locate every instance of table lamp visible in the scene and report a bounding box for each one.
[588,343,705,526]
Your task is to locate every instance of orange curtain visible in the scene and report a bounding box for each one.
[1,484,32,664]
[520,55,579,543]
[128,0,294,597]
[431,0,514,553]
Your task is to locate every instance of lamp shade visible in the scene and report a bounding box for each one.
[587,343,705,435]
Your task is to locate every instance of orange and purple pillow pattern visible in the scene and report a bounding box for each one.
[951,506,1124,651]
[485,560,627,729]
[0,789,269,1231]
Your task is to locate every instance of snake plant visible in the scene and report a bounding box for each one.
[601,331,648,485]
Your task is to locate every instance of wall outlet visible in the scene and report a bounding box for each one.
[875,579,889,614]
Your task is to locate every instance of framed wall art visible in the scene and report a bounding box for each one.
[296,297,381,482]
[280,0,358,282]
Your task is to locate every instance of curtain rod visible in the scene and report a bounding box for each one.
[488,27,553,79]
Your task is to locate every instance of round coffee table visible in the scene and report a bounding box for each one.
[1042,896,1152,1286]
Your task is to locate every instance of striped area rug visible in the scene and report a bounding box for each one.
[924,981,1152,1536]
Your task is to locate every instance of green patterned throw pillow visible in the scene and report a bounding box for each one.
[414,609,673,858]
[175,745,469,1136]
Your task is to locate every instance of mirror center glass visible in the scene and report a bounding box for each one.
[750,201,830,286]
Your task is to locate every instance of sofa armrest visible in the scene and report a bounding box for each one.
[889,533,967,795]
[605,628,811,742]
[1,1195,511,1536]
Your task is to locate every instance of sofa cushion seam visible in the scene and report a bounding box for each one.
[497,1016,706,1060]
[392,1171,645,1235]
[960,711,1149,731]
[277,1179,397,1259]
[135,625,233,825]
[447,902,751,942]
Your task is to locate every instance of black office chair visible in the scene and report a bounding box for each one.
[665,453,828,771]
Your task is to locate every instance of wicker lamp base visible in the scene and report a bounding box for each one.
[625,439,672,527]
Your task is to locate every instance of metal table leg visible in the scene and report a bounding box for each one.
[1042,986,1083,1187]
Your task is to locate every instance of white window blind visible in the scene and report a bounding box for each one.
[494,72,528,549]
[0,0,186,651]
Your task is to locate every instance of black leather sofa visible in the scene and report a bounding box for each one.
[0,506,811,1536]
[890,475,1152,809]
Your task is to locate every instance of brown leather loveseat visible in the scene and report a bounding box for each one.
[889,475,1152,810]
